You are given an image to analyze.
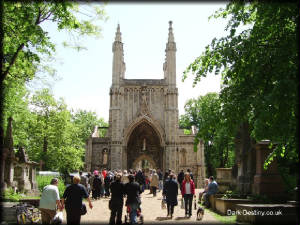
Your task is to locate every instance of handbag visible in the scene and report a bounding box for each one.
[181,198,185,209]
[80,203,87,215]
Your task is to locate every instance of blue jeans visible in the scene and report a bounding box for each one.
[159,180,163,191]
[129,203,139,224]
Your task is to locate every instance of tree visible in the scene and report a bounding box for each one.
[1,1,106,156]
[71,109,108,144]
[180,93,235,176]
[23,88,93,172]
[183,2,299,169]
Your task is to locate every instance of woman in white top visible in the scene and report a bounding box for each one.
[181,172,195,217]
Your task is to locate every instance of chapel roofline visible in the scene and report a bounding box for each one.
[121,79,167,86]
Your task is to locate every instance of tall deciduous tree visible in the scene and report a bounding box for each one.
[180,93,235,176]
[23,89,107,173]
[183,2,298,169]
[1,1,106,155]
[71,109,108,144]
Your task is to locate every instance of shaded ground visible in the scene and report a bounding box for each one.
[62,188,224,224]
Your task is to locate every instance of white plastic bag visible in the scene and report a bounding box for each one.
[51,211,63,224]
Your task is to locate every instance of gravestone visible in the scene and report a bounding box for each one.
[253,140,285,197]
[216,168,232,193]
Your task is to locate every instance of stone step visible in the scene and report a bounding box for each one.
[1,202,18,224]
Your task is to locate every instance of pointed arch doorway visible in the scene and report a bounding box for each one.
[126,121,163,170]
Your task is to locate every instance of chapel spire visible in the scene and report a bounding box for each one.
[115,24,122,42]
[112,24,126,86]
[168,21,174,43]
[164,21,176,87]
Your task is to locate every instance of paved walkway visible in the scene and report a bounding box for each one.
[62,189,221,224]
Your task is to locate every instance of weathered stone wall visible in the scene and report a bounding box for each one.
[178,133,206,188]
[90,137,110,171]
[119,84,167,130]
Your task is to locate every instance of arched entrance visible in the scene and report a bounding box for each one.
[126,122,163,170]
[132,154,156,170]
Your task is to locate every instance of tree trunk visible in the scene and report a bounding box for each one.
[40,136,48,170]
[219,145,224,167]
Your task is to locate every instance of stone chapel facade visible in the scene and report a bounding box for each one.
[85,21,206,187]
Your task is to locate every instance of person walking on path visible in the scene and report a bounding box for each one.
[124,174,143,224]
[177,170,184,190]
[135,169,145,192]
[163,169,171,186]
[150,169,159,197]
[121,170,129,184]
[39,178,63,224]
[79,171,88,191]
[157,169,163,192]
[162,173,178,218]
[61,175,93,225]
[104,172,113,197]
[109,173,125,225]
[181,172,195,217]
[86,172,93,195]
[92,171,102,199]
[187,169,194,181]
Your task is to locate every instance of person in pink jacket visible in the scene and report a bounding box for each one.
[181,172,196,217]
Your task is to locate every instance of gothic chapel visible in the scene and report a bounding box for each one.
[85,21,206,187]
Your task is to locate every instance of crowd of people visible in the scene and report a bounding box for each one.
[38,168,218,225]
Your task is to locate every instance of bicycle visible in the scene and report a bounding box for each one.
[12,202,41,224]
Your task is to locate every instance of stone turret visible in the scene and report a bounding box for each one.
[112,24,126,87]
[164,21,177,87]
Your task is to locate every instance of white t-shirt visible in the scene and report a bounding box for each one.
[185,182,191,194]
[39,184,60,210]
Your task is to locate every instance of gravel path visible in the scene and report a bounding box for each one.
[62,189,222,224]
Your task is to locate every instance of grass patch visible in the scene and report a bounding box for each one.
[205,208,236,224]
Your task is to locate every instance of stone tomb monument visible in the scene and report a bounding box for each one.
[85,22,206,187]
[1,117,38,193]
[253,140,285,197]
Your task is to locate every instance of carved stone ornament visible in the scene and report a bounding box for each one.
[139,88,151,116]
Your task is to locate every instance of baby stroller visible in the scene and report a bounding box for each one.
[124,205,144,224]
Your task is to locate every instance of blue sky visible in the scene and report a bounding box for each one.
[39,3,229,121]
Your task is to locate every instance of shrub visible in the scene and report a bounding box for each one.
[36,175,65,198]
[222,190,246,199]
[2,188,23,202]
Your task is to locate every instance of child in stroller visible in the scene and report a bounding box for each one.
[124,204,144,224]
